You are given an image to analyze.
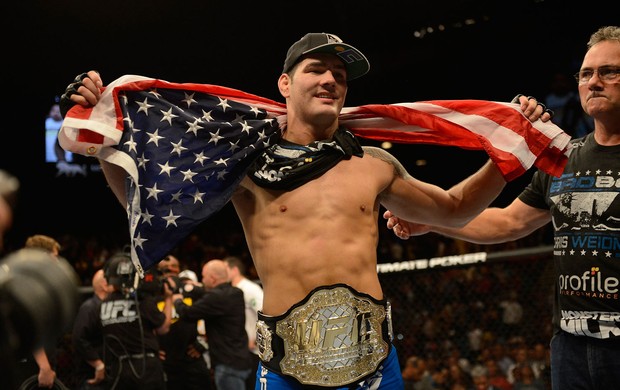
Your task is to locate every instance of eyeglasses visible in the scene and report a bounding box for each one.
[573,66,620,84]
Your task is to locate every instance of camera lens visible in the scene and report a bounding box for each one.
[0,248,79,357]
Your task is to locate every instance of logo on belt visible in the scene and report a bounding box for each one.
[259,284,390,386]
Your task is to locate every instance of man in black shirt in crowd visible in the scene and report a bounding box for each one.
[71,268,109,389]
[173,259,251,390]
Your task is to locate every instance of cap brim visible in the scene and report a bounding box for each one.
[304,43,370,81]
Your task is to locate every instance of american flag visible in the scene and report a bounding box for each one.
[59,75,571,275]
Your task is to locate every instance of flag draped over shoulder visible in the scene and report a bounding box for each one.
[59,74,571,276]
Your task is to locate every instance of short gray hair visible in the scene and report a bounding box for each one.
[587,26,620,49]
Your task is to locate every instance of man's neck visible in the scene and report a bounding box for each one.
[281,120,339,145]
[230,275,245,286]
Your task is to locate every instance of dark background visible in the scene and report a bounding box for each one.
[3,0,616,250]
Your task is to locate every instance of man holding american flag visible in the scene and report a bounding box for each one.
[59,32,564,389]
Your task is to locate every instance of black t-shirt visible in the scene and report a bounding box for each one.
[72,294,104,377]
[174,282,251,370]
[101,291,165,357]
[519,133,620,339]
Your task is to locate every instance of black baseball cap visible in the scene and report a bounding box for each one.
[282,33,370,81]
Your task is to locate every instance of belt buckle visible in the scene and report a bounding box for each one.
[275,285,389,387]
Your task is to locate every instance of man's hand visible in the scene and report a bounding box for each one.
[511,94,554,122]
[59,70,104,117]
[37,366,56,389]
[187,338,208,359]
[186,343,203,359]
[87,362,105,385]
[383,210,431,240]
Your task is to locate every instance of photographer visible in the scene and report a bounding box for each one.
[14,235,65,389]
[155,255,212,390]
[1,248,79,390]
[0,172,79,390]
[99,253,173,390]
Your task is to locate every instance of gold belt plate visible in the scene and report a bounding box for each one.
[275,285,389,387]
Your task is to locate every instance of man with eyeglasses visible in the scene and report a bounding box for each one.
[385,25,620,390]
[574,65,620,84]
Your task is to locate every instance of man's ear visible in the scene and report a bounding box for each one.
[278,73,291,98]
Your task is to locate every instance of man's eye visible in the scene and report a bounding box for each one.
[334,73,347,82]
[601,67,620,77]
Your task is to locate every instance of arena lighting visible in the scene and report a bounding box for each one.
[413,15,490,39]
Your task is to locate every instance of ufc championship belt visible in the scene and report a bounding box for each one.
[256,284,393,387]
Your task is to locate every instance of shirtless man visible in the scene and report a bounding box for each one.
[60,32,549,389]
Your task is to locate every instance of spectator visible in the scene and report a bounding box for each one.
[156,254,213,390]
[24,234,61,256]
[71,268,109,390]
[402,355,436,390]
[224,255,264,389]
[177,269,212,370]
[173,259,251,390]
[471,365,504,390]
[488,342,514,377]
[446,361,474,390]
[528,342,549,387]
[512,364,546,390]
[13,234,63,389]
[483,358,513,390]
[506,346,535,384]
[498,290,524,340]
[158,254,181,275]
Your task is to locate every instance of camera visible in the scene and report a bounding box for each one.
[139,268,181,296]
[104,252,182,299]
[104,252,138,296]
[0,248,80,389]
